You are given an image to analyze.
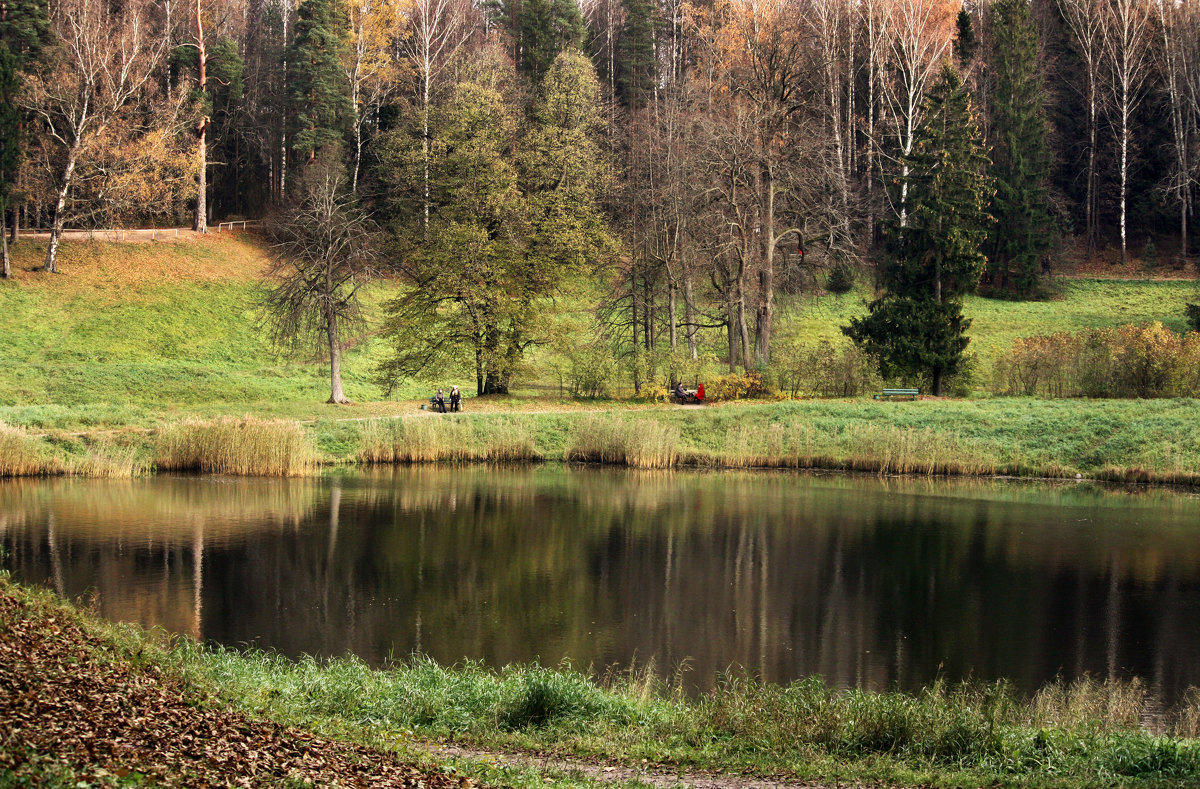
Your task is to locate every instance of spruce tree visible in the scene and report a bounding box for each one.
[844,65,994,396]
[983,0,1053,298]
[954,8,976,67]
[617,0,658,107]
[515,0,585,82]
[288,0,353,164]
[0,0,48,278]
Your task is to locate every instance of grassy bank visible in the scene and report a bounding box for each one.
[1,236,1198,432]
[2,576,1198,788]
[4,398,1200,485]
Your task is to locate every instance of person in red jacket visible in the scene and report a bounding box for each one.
[696,383,705,402]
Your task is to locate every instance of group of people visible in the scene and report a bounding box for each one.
[433,385,461,413]
[673,382,705,405]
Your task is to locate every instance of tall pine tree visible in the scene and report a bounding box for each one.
[845,64,994,396]
[288,0,353,165]
[514,0,585,83]
[0,0,48,278]
[617,0,657,107]
[983,0,1053,298]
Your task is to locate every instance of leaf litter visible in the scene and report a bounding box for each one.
[0,587,476,787]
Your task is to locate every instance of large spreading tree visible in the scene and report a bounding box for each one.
[377,48,614,396]
[844,64,993,396]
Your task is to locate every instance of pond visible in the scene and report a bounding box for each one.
[2,467,1199,706]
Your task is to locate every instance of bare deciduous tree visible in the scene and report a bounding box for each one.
[1099,0,1151,263]
[398,0,473,230]
[262,156,380,404]
[879,0,956,226]
[1154,0,1199,263]
[1059,0,1105,250]
[22,0,167,273]
[345,0,402,193]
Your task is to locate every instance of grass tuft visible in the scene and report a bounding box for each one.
[155,416,317,476]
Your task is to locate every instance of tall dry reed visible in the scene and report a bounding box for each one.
[1030,676,1149,731]
[0,422,61,477]
[356,416,542,464]
[565,416,682,469]
[72,435,152,478]
[155,417,316,476]
[712,422,1001,475]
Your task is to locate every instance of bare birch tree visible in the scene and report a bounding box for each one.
[1099,0,1151,263]
[1059,0,1105,249]
[23,0,168,273]
[1154,0,1199,263]
[398,0,472,231]
[879,0,955,226]
[344,0,402,193]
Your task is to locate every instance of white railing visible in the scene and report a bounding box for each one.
[216,220,263,233]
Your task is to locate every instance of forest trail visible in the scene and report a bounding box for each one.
[419,741,849,789]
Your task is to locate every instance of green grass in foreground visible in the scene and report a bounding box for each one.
[4,577,1197,789]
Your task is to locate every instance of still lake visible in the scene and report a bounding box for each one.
[3,466,1199,705]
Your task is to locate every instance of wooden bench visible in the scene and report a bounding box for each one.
[874,388,919,401]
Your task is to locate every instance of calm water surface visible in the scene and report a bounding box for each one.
[3,467,1199,704]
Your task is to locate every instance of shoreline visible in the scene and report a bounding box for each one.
[2,576,1198,788]
[3,398,1200,488]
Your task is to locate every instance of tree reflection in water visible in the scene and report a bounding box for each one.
[2,469,1199,706]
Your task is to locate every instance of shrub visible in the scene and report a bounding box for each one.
[705,371,773,401]
[1185,303,1200,333]
[826,263,855,294]
[773,340,879,398]
[994,323,1200,398]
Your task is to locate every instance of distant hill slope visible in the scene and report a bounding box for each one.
[0,236,399,429]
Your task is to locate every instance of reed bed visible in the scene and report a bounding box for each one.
[0,422,62,477]
[70,436,152,478]
[155,416,316,476]
[708,422,1003,475]
[356,416,543,464]
[565,416,682,469]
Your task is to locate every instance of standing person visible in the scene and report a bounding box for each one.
[449,385,461,412]
[434,388,447,413]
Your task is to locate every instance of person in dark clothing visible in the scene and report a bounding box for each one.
[674,382,686,404]
[449,385,461,412]
[434,388,446,413]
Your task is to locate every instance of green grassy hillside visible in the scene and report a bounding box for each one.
[1,237,1197,430]
[0,237,412,428]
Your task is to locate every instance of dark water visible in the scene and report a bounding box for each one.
[3,467,1199,704]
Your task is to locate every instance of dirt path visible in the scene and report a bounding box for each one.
[422,742,848,789]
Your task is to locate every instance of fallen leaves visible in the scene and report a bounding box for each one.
[0,590,479,787]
